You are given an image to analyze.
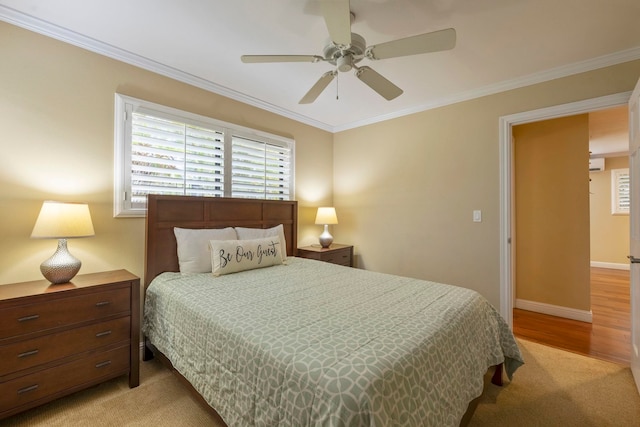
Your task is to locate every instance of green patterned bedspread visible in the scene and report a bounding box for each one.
[143,257,523,426]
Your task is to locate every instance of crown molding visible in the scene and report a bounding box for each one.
[2,5,639,134]
[0,5,334,132]
[334,46,640,132]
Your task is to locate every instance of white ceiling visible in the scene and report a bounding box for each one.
[1,0,640,132]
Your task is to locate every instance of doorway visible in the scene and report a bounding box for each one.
[498,92,632,326]
[512,115,592,320]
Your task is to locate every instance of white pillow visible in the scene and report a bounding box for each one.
[210,236,284,276]
[235,224,288,259]
[174,227,237,274]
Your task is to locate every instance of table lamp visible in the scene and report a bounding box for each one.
[31,201,95,284]
[315,207,338,248]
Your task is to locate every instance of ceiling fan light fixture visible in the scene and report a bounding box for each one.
[337,55,353,72]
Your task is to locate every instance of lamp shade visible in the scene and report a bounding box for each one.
[315,207,338,225]
[31,201,95,239]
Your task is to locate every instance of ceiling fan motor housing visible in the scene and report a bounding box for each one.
[324,32,366,72]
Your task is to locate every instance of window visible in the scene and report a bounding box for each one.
[611,168,630,215]
[114,94,294,217]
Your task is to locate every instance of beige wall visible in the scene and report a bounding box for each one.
[0,22,333,285]
[333,61,640,308]
[590,156,630,264]
[513,115,591,311]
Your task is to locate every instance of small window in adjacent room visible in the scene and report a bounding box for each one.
[611,168,630,215]
[113,94,294,217]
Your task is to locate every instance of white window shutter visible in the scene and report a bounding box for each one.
[611,168,630,215]
[114,94,294,216]
[232,135,291,200]
[131,113,225,206]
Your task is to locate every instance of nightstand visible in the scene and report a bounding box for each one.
[0,270,140,419]
[297,244,354,267]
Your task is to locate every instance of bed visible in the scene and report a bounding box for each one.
[142,194,523,427]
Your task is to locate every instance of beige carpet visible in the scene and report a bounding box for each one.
[2,339,639,426]
[470,339,640,426]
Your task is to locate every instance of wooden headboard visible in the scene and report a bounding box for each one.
[144,194,298,288]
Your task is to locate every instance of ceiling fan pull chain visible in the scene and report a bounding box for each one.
[336,72,339,100]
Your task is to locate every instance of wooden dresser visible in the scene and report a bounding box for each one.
[0,270,140,419]
[297,244,354,267]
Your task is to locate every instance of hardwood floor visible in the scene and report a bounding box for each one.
[513,267,631,365]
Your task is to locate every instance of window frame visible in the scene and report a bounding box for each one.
[113,94,295,217]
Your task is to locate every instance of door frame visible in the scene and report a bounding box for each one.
[498,91,632,327]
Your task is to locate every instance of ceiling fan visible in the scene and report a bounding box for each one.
[240,0,456,104]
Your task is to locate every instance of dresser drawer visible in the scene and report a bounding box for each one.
[322,248,352,266]
[0,345,129,414]
[297,244,354,267]
[0,317,130,377]
[0,287,130,339]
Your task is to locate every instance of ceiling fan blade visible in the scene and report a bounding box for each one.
[366,28,456,60]
[355,66,403,101]
[241,55,324,63]
[299,70,337,104]
[320,0,352,46]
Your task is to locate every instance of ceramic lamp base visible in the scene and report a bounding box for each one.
[40,239,81,284]
[318,224,333,248]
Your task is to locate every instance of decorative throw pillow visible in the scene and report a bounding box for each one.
[174,227,237,274]
[235,224,288,259]
[210,236,283,276]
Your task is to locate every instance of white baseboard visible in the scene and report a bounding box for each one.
[590,261,629,270]
[515,299,592,323]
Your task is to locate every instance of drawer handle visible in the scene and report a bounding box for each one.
[95,360,112,369]
[95,301,111,307]
[95,330,112,338]
[18,314,40,322]
[18,349,39,359]
[17,384,39,395]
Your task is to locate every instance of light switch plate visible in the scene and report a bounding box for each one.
[473,210,482,222]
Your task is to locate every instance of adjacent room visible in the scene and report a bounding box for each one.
[1,0,640,426]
